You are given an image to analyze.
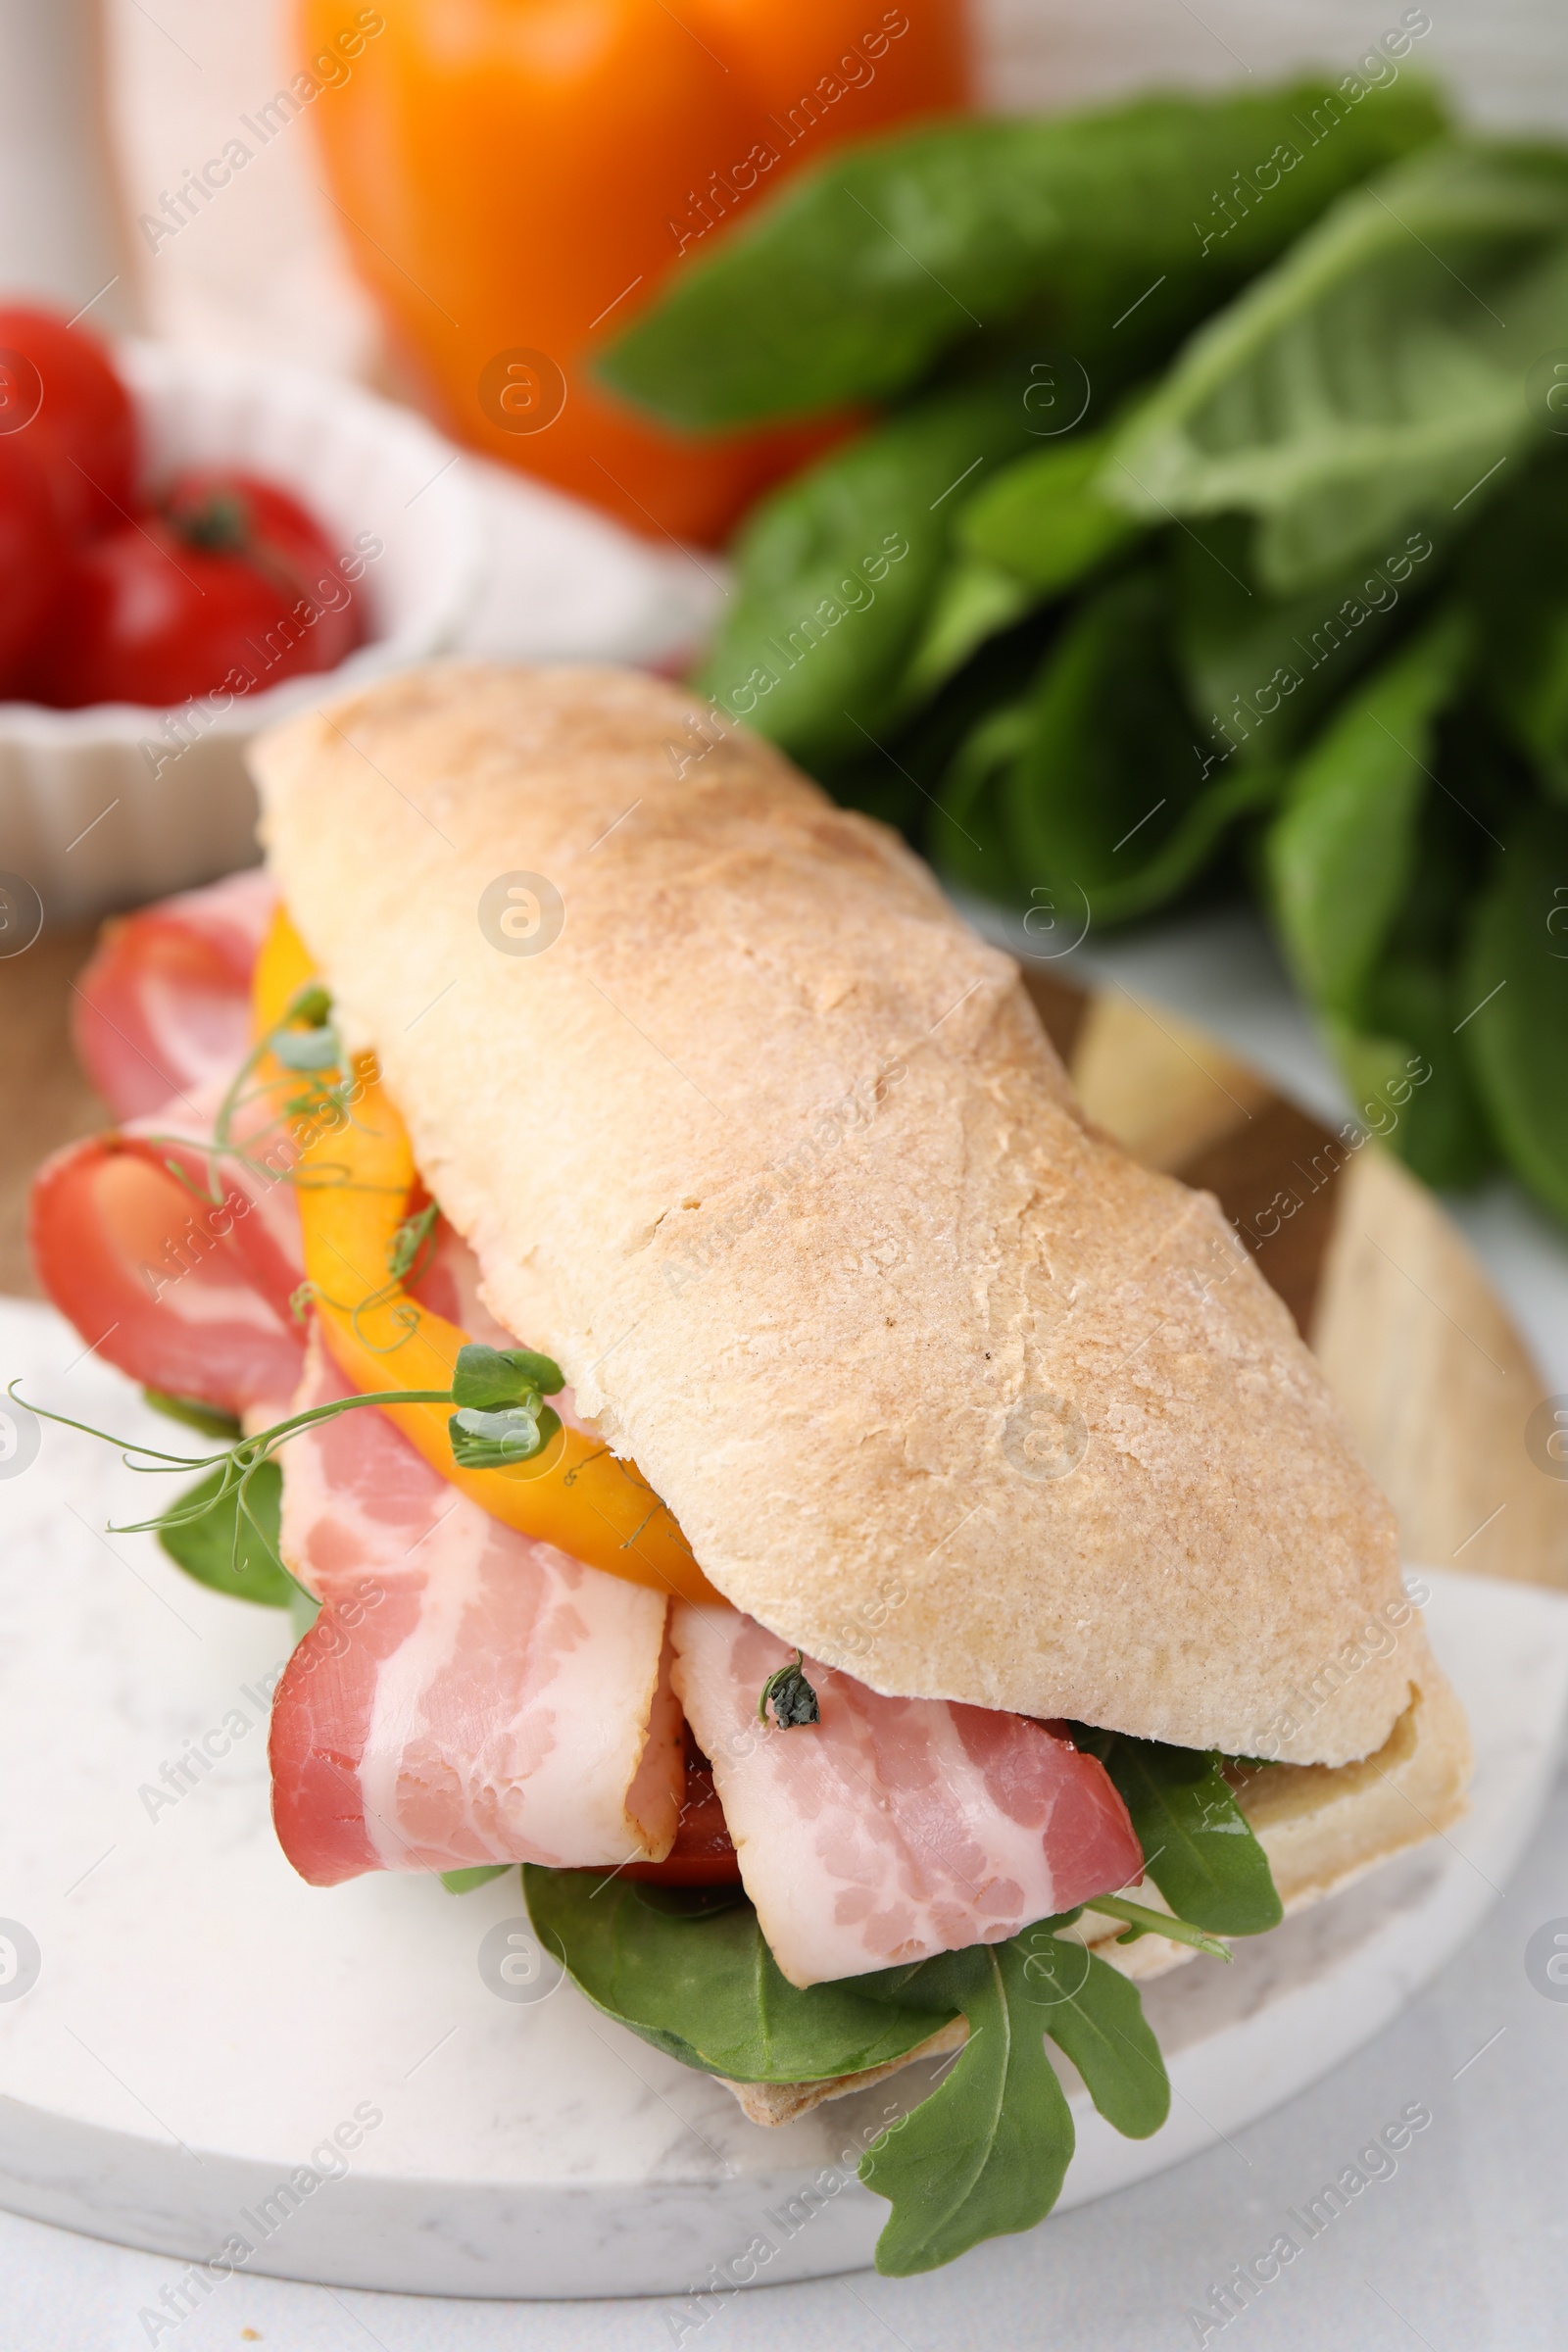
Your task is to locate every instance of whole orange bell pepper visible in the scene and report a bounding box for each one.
[297,1,970,545]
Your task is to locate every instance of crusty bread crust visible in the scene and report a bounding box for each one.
[722,1656,1472,2125]
[254,662,1420,1764]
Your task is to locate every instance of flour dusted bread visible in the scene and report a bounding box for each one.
[254,662,1429,1767]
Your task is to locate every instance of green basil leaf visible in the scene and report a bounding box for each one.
[697,379,1034,768]
[141,1388,242,1443]
[1010,1926,1170,2138]
[1266,611,1469,1019]
[1460,804,1568,1220]
[857,1941,1075,2277]
[157,1457,294,1610]
[1100,1739,1283,1936]
[958,425,1142,596]
[1109,143,1568,591]
[522,1867,953,2083]
[600,81,1447,428]
[441,1865,513,1894]
[451,1343,564,1407]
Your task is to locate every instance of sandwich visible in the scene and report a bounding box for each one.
[25,662,1471,2276]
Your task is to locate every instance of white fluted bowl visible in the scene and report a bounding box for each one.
[0,340,484,922]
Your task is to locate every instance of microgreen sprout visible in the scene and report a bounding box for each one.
[8,1342,569,1565]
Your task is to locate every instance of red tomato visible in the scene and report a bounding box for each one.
[619,1741,742,1887]
[0,436,66,687]
[30,468,367,710]
[0,306,136,539]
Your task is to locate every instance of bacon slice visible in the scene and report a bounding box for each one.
[28,1114,306,1419]
[72,869,276,1121]
[669,1605,1143,1987]
[270,1338,682,1886]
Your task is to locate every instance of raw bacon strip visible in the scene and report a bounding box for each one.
[270,1337,682,1886]
[670,1605,1143,1988]
[72,869,276,1121]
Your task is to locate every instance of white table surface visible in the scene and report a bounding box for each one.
[2,1740,1563,2349]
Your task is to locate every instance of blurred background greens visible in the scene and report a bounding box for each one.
[603,67,1568,1225]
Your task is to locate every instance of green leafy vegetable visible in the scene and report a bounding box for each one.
[1108,143,1568,590]
[857,1940,1077,2276]
[1267,612,1468,1018]
[1465,453,1568,800]
[1170,516,1436,767]
[447,1401,561,1467]
[1083,1894,1235,1959]
[1261,609,1505,1187]
[527,1871,1192,2275]
[1091,1740,1283,1936]
[697,379,1035,767]
[442,1865,513,1894]
[937,563,1280,922]
[157,1457,295,1609]
[601,80,1447,428]
[996,1923,1170,2137]
[523,1869,952,2082]
[959,424,1142,594]
[1460,804,1568,1220]
[451,1343,565,1406]
[892,557,1039,714]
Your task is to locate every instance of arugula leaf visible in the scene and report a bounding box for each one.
[857,1940,1075,2276]
[522,1867,952,2082]
[1009,1925,1171,2136]
[697,379,1035,766]
[1108,144,1568,591]
[1095,1738,1282,1935]
[157,1456,294,1609]
[1460,805,1568,1221]
[600,81,1447,428]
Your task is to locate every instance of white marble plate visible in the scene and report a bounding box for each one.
[0,1295,1563,2300]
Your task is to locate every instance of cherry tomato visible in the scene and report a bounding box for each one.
[0,307,136,540]
[30,469,366,710]
[0,436,66,687]
[164,469,364,675]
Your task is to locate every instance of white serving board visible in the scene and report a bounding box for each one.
[0,1294,1562,2300]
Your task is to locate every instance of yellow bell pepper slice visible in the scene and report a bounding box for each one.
[253,907,715,1602]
